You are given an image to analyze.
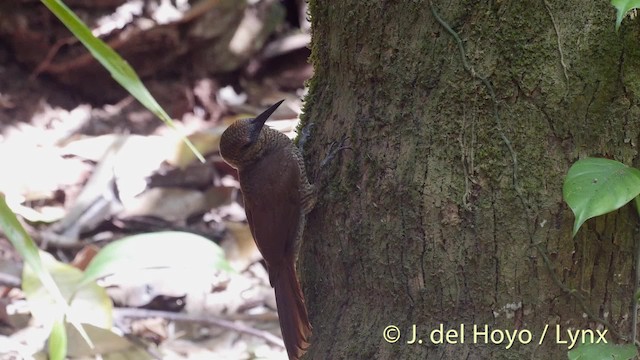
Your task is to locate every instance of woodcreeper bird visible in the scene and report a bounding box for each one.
[219,100,315,360]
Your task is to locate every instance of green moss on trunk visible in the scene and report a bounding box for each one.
[301,1,640,359]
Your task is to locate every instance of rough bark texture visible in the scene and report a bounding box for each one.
[300,1,640,359]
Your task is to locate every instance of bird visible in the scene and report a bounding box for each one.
[219,100,315,360]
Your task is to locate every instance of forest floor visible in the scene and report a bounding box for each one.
[0,0,311,359]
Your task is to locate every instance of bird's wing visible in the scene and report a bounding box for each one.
[240,149,301,281]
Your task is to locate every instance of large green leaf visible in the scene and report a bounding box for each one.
[40,0,204,163]
[568,342,637,360]
[563,158,640,236]
[80,231,231,287]
[611,0,640,31]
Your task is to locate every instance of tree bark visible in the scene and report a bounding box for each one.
[301,1,640,358]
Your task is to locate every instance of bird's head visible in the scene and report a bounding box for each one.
[219,100,284,169]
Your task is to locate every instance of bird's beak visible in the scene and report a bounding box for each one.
[249,100,285,142]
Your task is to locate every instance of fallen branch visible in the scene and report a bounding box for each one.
[113,307,285,348]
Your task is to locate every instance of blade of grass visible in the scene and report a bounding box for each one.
[0,194,93,349]
[0,195,65,307]
[49,319,68,360]
[40,0,204,163]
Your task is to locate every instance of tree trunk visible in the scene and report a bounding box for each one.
[301,1,640,359]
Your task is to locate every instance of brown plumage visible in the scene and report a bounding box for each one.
[219,100,315,360]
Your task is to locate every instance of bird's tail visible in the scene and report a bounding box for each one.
[274,263,312,360]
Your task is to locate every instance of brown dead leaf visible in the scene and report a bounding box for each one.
[120,187,206,223]
[131,317,168,345]
[169,117,236,168]
[221,221,260,271]
[70,245,99,271]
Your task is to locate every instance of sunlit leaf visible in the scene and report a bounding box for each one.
[0,195,70,320]
[80,231,232,287]
[49,319,67,360]
[0,194,46,276]
[568,341,637,359]
[0,194,93,351]
[23,252,112,328]
[22,252,113,358]
[23,252,112,357]
[65,323,152,358]
[611,0,640,31]
[563,158,640,236]
[40,0,204,162]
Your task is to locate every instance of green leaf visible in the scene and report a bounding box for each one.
[611,0,640,31]
[23,252,112,329]
[64,323,152,358]
[0,196,71,321]
[568,342,637,360]
[49,319,67,360]
[23,252,112,358]
[40,0,204,163]
[80,231,232,287]
[0,194,93,353]
[563,158,640,236]
[0,194,46,275]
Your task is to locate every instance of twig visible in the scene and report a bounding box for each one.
[543,0,569,82]
[29,37,78,81]
[428,1,527,219]
[0,272,21,289]
[179,0,221,23]
[113,307,285,348]
[535,242,628,342]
